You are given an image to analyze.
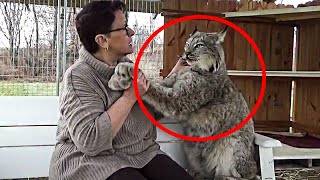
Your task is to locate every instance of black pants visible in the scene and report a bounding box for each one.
[107,154,194,180]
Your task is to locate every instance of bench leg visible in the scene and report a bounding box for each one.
[259,146,276,180]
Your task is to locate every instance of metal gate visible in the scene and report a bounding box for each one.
[0,0,163,96]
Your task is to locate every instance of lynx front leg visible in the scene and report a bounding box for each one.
[142,83,178,117]
[142,79,212,117]
[159,73,177,88]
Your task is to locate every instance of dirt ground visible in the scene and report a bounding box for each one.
[9,162,320,180]
[276,168,320,180]
[274,160,320,180]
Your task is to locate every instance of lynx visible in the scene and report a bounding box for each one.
[108,27,258,180]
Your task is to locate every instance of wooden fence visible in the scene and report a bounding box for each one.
[161,0,320,136]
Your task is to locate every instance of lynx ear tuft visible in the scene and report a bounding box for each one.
[190,25,198,37]
[216,25,228,44]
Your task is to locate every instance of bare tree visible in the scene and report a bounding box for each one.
[53,6,58,49]
[33,5,39,59]
[0,2,26,66]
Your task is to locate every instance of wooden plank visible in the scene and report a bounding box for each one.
[232,23,294,71]
[230,22,294,131]
[161,0,238,76]
[231,78,292,132]
[227,0,239,12]
[197,0,209,13]
[160,16,177,77]
[296,23,320,71]
[248,23,266,70]
[161,9,223,18]
[232,23,265,127]
[0,146,55,179]
[208,0,219,12]
[235,78,267,128]
[292,122,320,136]
[0,96,59,126]
[207,0,234,13]
[244,23,256,70]
[276,13,320,22]
[253,120,292,132]
[224,23,236,70]
[293,23,320,136]
[232,22,250,70]
[270,25,294,71]
[162,0,179,12]
[161,0,180,77]
[179,0,196,11]
[293,80,320,135]
[263,79,291,132]
[225,16,278,24]
[224,6,320,22]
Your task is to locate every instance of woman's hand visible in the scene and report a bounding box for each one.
[122,71,150,104]
[167,58,191,77]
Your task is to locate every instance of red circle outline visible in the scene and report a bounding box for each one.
[133,15,266,142]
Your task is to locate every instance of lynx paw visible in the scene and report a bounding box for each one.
[187,169,207,180]
[108,62,134,90]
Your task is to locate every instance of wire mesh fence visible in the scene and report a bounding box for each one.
[0,0,164,96]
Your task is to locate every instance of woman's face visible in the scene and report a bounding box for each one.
[107,10,135,56]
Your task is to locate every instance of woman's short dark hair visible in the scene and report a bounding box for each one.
[75,0,126,54]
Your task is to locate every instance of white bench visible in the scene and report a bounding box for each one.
[0,96,282,180]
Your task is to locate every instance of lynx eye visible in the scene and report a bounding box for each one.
[194,44,203,49]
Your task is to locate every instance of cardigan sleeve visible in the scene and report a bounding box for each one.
[60,70,113,156]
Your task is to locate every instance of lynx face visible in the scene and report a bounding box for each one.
[181,26,228,73]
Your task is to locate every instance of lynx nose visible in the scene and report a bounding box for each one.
[182,52,191,59]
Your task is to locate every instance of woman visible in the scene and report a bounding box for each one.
[48,1,193,180]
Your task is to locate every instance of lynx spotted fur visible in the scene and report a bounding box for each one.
[108,27,258,180]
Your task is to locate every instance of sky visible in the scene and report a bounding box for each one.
[278,0,309,6]
[0,0,312,48]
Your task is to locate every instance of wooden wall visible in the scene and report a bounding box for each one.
[229,23,294,132]
[292,23,320,136]
[161,0,237,76]
[161,0,296,132]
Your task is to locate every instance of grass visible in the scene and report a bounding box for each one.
[0,81,58,96]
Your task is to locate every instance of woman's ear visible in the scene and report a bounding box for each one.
[95,34,109,50]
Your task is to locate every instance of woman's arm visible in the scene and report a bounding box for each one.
[106,96,135,138]
[62,71,149,156]
[107,72,149,137]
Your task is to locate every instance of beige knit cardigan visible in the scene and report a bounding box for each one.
[49,47,164,180]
